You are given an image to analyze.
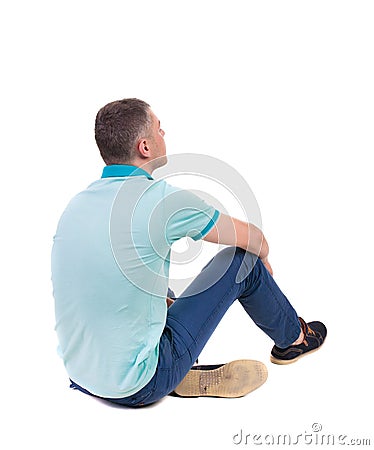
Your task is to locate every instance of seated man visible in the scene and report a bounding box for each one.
[51,98,326,407]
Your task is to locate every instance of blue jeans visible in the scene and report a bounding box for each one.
[71,247,301,407]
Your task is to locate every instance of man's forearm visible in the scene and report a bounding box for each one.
[241,220,269,259]
[258,230,269,260]
[203,213,269,259]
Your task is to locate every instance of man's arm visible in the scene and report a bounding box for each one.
[203,213,273,275]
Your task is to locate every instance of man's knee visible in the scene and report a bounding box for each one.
[214,247,259,282]
[216,245,245,258]
[200,246,242,273]
[217,246,258,262]
[200,246,259,279]
[233,249,259,283]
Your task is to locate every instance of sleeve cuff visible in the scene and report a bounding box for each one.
[191,209,221,241]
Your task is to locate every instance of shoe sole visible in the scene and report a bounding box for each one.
[173,359,268,398]
[270,339,326,365]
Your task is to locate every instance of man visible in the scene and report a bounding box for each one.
[51,98,326,407]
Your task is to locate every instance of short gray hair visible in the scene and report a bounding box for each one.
[95,98,152,164]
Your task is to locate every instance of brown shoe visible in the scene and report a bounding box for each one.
[173,359,268,398]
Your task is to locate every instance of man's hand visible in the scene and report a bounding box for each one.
[166,297,175,308]
[261,257,273,276]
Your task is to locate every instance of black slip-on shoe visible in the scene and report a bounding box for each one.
[173,359,268,398]
[270,317,327,365]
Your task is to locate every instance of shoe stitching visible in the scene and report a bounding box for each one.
[272,347,303,357]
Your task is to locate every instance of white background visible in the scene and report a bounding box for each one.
[1,1,373,448]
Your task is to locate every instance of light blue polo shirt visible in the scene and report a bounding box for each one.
[51,164,220,398]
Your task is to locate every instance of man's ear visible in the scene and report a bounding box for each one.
[137,139,151,158]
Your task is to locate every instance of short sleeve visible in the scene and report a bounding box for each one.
[149,182,220,247]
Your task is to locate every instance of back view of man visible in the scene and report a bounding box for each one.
[51,98,326,406]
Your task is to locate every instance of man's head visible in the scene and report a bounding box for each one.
[95,98,167,172]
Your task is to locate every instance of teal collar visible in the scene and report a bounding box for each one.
[101,164,153,180]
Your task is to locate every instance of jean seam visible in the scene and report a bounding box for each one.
[166,316,195,362]
[260,275,300,346]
